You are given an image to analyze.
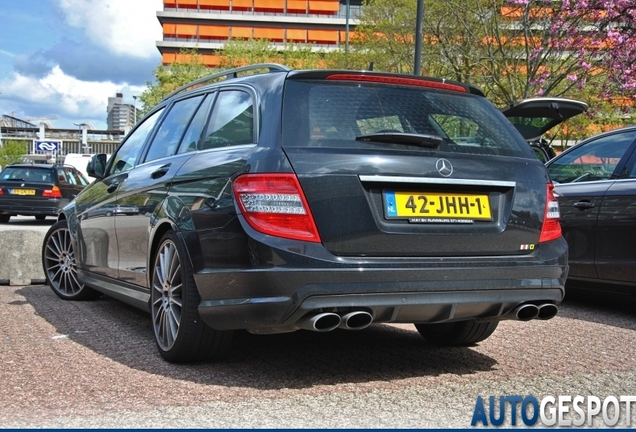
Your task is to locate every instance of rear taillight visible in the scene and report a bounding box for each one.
[0,188,3,195]
[233,174,321,243]
[539,183,562,243]
[42,185,62,198]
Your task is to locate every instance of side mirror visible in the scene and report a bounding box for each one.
[86,154,108,179]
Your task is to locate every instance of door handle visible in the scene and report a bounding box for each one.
[573,200,595,210]
[107,182,119,193]
[151,164,171,179]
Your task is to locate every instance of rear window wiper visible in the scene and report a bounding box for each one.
[355,132,443,148]
[6,178,26,181]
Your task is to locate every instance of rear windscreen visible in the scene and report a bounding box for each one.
[282,80,529,157]
[0,167,54,183]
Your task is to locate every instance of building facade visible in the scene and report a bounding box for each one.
[106,93,138,132]
[156,0,361,67]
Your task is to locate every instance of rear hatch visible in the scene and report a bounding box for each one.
[501,97,589,141]
[0,166,61,207]
[280,71,551,257]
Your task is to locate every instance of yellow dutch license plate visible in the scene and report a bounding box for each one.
[384,191,492,222]
[11,189,36,196]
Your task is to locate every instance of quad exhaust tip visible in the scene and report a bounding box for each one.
[339,311,374,330]
[298,310,374,332]
[298,312,341,332]
[511,303,558,321]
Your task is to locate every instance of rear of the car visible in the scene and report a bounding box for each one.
[0,165,69,219]
[196,70,567,341]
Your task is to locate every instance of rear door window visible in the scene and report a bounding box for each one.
[201,90,254,150]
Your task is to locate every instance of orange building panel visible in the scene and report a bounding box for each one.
[162,52,177,65]
[164,0,177,7]
[232,0,253,9]
[254,27,284,41]
[176,0,199,7]
[163,23,177,36]
[287,0,307,12]
[200,54,221,67]
[286,28,307,42]
[308,29,338,43]
[308,0,339,14]
[199,25,230,38]
[176,24,198,37]
[199,0,230,8]
[254,0,284,11]
[231,26,253,39]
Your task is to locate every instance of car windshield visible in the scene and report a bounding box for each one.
[282,80,529,157]
[0,167,54,183]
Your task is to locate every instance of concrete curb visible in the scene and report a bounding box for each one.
[0,230,46,286]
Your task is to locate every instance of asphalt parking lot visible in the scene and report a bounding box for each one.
[1,277,636,427]
[1,216,635,427]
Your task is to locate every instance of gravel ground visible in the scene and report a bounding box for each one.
[1,284,635,428]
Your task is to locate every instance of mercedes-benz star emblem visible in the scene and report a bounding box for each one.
[436,158,453,177]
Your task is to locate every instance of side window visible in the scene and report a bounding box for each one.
[64,168,87,186]
[202,90,254,150]
[56,169,68,183]
[144,95,204,163]
[109,108,164,176]
[548,130,636,183]
[177,93,214,154]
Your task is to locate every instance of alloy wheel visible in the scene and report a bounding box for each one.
[151,239,183,352]
[43,224,85,296]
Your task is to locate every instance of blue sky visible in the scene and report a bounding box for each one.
[0,0,163,129]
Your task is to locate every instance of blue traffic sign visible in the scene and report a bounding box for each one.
[35,140,61,152]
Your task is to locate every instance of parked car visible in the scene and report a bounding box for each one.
[0,163,89,223]
[501,97,589,162]
[546,125,636,294]
[41,64,568,363]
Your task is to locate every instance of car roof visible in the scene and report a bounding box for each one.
[161,63,487,104]
[4,163,75,169]
[501,97,589,141]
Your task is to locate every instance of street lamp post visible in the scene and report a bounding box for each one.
[345,0,350,68]
[74,122,90,153]
[132,95,139,125]
[414,0,424,76]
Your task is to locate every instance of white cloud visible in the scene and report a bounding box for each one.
[0,67,145,129]
[57,0,163,59]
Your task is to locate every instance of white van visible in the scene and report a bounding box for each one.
[64,153,110,179]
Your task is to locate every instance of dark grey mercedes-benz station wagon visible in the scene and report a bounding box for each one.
[42,64,567,363]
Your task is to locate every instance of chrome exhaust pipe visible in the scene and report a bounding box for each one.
[297,312,341,332]
[537,303,558,320]
[339,311,373,330]
[514,304,540,321]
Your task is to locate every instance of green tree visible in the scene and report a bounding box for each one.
[138,48,212,116]
[0,140,28,168]
[349,0,419,73]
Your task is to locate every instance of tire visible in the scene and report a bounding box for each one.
[35,215,46,221]
[42,220,100,300]
[151,231,233,363]
[415,320,499,346]
[0,215,10,223]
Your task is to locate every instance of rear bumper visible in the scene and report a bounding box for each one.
[194,238,568,332]
[0,200,68,216]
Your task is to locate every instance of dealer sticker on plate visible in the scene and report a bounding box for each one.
[384,191,492,223]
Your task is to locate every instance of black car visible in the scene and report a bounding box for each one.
[0,163,89,223]
[42,64,568,363]
[501,97,589,163]
[546,125,636,294]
